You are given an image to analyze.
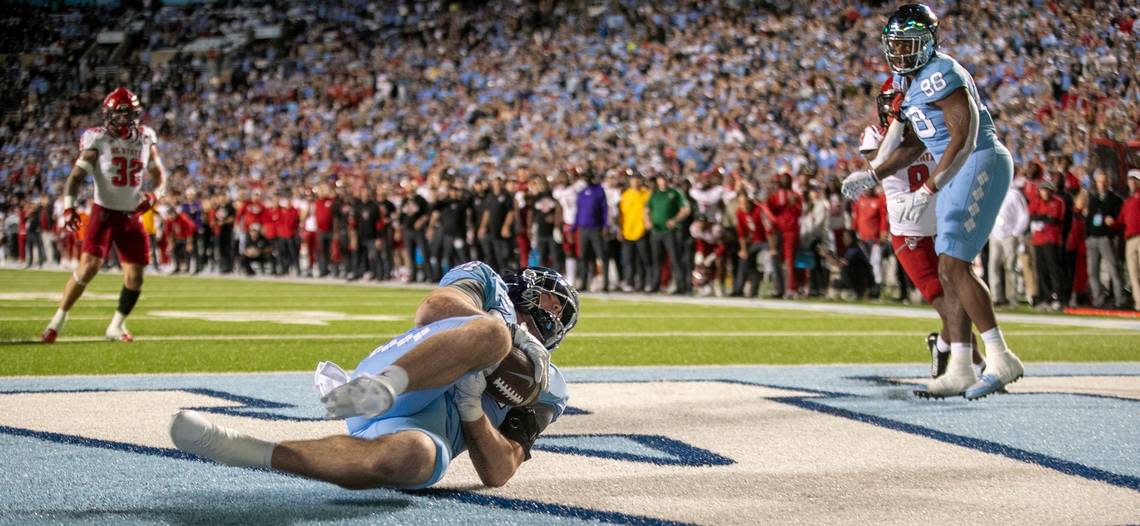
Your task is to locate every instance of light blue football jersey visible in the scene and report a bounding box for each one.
[900,53,996,159]
[439,260,517,325]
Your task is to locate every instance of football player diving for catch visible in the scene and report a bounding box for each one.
[850,78,985,379]
[842,4,1023,399]
[42,87,167,344]
[171,262,579,489]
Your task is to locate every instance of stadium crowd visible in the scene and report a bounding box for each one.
[1,0,1138,310]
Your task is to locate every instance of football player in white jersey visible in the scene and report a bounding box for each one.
[855,79,983,378]
[41,87,167,344]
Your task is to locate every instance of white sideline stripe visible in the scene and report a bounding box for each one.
[590,294,1140,331]
[4,330,1133,344]
[5,267,1138,330]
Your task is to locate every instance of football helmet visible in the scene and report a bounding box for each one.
[881,4,939,75]
[876,77,901,129]
[503,266,579,350]
[102,87,143,138]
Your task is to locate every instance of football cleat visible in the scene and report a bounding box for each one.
[965,350,1024,400]
[914,369,976,399]
[105,325,134,343]
[925,332,948,378]
[41,328,58,344]
[320,374,395,419]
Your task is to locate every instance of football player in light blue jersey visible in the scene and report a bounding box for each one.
[171,262,579,490]
[842,4,1023,399]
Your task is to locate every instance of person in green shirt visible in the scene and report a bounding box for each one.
[645,175,690,293]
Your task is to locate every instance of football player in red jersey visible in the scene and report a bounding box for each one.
[42,87,167,343]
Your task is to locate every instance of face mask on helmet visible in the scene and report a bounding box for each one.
[881,33,934,74]
[507,267,579,350]
[876,90,898,128]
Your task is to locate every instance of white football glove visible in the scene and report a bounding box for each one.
[841,169,879,200]
[455,372,487,422]
[510,322,550,396]
[896,185,935,224]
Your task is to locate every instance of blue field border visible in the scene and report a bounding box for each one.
[568,377,1140,493]
[845,374,1140,404]
[534,434,735,467]
[0,424,688,526]
[770,396,1140,492]
[414,490,695,526]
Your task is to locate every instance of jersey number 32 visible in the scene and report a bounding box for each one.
[110,156,143,187]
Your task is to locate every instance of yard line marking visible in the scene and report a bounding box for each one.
[2,330,1133,344]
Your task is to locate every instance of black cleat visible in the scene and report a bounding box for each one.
[926,332,949,378]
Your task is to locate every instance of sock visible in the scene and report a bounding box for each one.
[48,308,68,331]
[948,343,974,375]
[375,365,409,396]
[936,334,951,353]
[980,327,1008,355]
[110,311,126,331]
[118,286,141,316]
[170,410,276,468]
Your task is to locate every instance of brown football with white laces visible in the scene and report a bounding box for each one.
[485,346,540,407]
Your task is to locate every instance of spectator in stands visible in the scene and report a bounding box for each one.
[529,176,562,271]
[1121,170,1140,311]
[240,223,272,276]
[1030,179,1068,310]
[477,175,514,274]
[575,170,609,292]
[352,186,380,281]
[314,186,336,278]
[733,193,768,298]
[851,187,887,298]
[1085,170,1126,308]
[23,194,48,268]
[647,174,689,294]
[989,180,1031,305]
[618,174,651,293]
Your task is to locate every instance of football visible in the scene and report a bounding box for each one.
[485,346,540,407]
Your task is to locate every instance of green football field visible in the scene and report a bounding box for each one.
[0,268,1136,376]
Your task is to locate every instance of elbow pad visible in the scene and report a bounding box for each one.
[498,404,555,461]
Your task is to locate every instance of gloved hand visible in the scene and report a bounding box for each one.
[841,170,879,200]
[510,322,550,395]
[63,208,81,232]
[134,191,158,215]
[455,372,487,422]
[897,185,935,223]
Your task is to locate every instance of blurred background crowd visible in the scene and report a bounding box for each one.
[1,0,1138,310]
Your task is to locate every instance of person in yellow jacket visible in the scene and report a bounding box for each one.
[140,206,161,272]
[618,172,651,292]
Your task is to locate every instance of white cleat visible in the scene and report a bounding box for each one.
[320,374,396,419]
[169,410,273,468]
[914,370,977,399]
[105,324,134,342]
[965,350,1024,400]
